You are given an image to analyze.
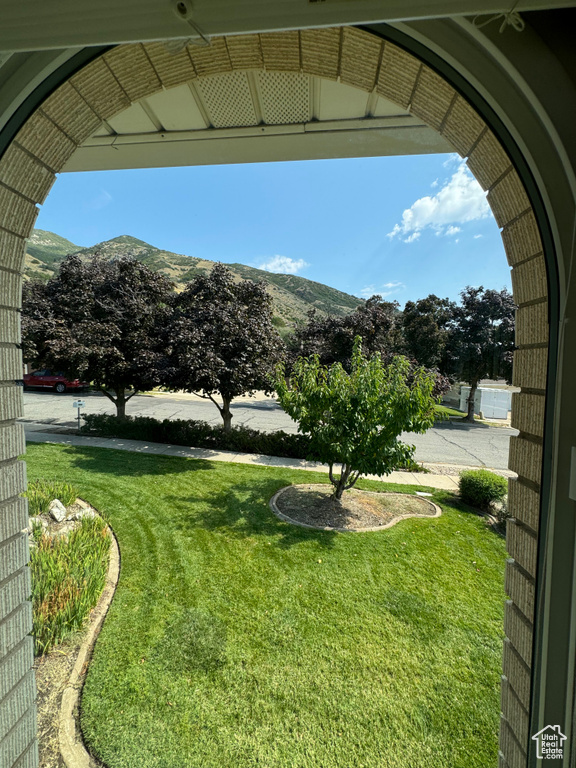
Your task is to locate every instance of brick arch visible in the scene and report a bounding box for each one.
[0,27,546,767]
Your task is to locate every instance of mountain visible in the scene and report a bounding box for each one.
[24,230,80,281]
[23,230,362,330]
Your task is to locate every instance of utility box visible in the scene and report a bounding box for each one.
[460,386,512,419]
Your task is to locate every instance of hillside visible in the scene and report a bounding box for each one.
[23,230,361,329]
[23,230,80,281]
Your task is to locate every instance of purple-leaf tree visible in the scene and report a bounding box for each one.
[21,254,173,418]
[163,263,285,431]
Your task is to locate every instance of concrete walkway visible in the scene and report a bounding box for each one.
[24,424,468,491]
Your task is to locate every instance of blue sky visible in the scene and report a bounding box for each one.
[36,152,510,306]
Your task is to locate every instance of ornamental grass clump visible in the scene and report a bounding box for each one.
[30,516,110,655]
[25,478,77,516]
[459,469,508,511]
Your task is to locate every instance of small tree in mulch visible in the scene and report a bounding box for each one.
[274,337,439,500]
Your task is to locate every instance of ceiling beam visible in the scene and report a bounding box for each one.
[1,0,574,52]
[63,121,452,172]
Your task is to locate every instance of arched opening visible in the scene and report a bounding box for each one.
[0,26,553,768]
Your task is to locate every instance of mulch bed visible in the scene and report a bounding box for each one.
[271,484,441,532]
[34,634,84,768]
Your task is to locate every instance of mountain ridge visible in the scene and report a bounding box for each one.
[24,229,362,329]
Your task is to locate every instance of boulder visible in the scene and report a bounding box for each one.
[70,508,97,521]
[48,499,67,522]
[26,517,49,534]
[53,521,78,539]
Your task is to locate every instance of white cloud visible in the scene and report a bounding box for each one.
[474,234,483,239]
[445,225,461,237]
[86,189,113,211]
[387,162,490,242]
[360,281,404,299]
[430,179,439,188]
[443,153,461,167]
[258,255,309,274]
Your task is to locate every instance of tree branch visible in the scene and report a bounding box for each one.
[190,391,211,400]
[100,389,117,404]
[206,393,224,414]
[344,471,361,491]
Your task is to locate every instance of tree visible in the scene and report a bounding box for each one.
[450,286,515,422]
[291,295,402,369]
[274,337,439,500]
[401,294,456,371]
[163,263,285,430]
[21,255,173,418]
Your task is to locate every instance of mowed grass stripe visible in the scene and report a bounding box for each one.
[25,443,506,768]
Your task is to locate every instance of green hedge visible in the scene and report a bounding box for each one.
[82,413,428,472]
[82,414,311,460]
[459,469,508,511]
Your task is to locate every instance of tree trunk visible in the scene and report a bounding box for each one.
[465,381,478,423]
[101,386,137,419]
[221,396,233,432]
[115,388,127,420]
[331,464,352,500]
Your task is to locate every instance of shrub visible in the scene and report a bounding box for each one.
[493,496,510,526]
[82,413,310,460]
[25,478,78,516]
[459,469,508,510]
[274,336,439,499]
[30,516,110,655]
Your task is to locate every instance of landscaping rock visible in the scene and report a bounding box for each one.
[69,508,96,521]
[26,517,49,534]
[48,499,67,522]
[52,521,78,539]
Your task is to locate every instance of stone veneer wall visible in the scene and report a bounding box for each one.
[0,27,548,767]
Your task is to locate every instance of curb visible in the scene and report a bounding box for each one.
[270,485,442,533]
[58,508,120,768]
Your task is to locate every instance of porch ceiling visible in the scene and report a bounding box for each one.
[63,70,451,171]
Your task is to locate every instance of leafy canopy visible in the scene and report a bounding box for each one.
[451,286,515,386]
[164,263,285,429]
[22,254,173,416]
[291,295,402,369]
[401,294,456,372]
[274,337,439,498]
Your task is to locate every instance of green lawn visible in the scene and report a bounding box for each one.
[25,443,507,768]
[435,404,466,420]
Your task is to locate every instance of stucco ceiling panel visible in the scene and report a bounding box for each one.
[317,78,368,121]
[107,103,158,134]
[145,85,207,131]
[372,95,409,117]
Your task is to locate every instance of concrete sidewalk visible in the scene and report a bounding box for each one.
[24,424,466,491]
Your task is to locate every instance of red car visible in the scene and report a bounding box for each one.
[23,369,87,394]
